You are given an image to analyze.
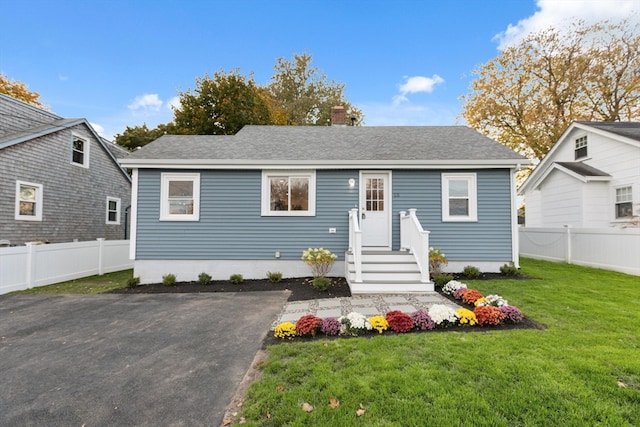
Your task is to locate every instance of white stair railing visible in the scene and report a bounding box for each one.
[348,208,363,282]
[400,209,430,283]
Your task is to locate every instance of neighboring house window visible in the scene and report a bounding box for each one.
[442,173,477,222]
[615,186,633,219]
[261,170,316,216]
[15,181,43,221]
[160,173,200,221]
[575,136,588,160]
[106,197,121,224]
[71,134,89,167]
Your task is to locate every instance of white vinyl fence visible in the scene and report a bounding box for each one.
[0,239,133,295]
[519,227,640,276]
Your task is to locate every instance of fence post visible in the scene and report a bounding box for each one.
[565,225,572,264]
[26,242,36,289]
[97,238,105,275]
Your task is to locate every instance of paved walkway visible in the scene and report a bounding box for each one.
[273,293,461,328]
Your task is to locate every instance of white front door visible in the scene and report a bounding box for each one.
[360,172,391,248]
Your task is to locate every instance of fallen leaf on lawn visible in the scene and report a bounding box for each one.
[356,403,365,416]
[323,342,328,347]
[222,418,232,426]
[266,411,271,419]
[239,417,246,424]
[302,402,314,412]
[276,384,284,392]
[237,401,243,407]
[617,381,627,388]
[328,397,340,408]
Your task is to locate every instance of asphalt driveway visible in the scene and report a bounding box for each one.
[0,291,289,426]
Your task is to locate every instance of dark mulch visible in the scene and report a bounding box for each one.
[110,276,351,302]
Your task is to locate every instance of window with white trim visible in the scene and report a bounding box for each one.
[615,186,633,219]
[442,173,477,222]
[106,197,121,224]
[575,135,587,160]
[160,173,200,221]
[261,171,316,216]
[71,134,89,167]
[15,181,43,221]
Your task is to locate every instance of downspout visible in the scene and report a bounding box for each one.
[124,205,131,240]
[511,165,521,268]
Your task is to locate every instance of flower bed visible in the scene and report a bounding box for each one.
[273,280,527,340]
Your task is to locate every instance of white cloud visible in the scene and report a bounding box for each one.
[495,0,639,49]
[167,96,181,111]
[393,75,445,105]
[128,93,163,112]
[89,122,105,137]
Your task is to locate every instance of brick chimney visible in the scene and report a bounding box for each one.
[330,106,346,126]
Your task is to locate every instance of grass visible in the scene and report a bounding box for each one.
[10,269,133,294]
[237,259,640,426]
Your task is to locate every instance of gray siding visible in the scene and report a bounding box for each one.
[135,169,513,262]
[135,170,359,260]
[392,169,513,261]
[0,123,131,244]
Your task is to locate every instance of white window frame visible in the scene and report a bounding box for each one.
[614,185,633,220]
[106,197,121,225]
[442,173,478,222]
[160,173,200,221]
[575,135,588,160]
[261,170,316,216]
[71,133,90,168]
[15,180,43,221]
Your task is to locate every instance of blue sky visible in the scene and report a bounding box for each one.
[1,0,638,140]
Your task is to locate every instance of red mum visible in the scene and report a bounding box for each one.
[295,314,323,337]
[385,310,414,333]
[473,306,506,326]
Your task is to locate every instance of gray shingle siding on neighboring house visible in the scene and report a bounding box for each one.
[0,94,131,244]
[134,168,513,262]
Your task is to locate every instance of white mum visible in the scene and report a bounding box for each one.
[339,312,372,332]
[478,294,508,307]
[428,304,459,325]
[441,280,467,295]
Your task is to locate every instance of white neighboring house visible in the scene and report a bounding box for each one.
[519,121,640,228]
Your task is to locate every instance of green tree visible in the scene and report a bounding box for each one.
[461,19,640,160]
[172,69,272,135]
[268,53,363,126]
[114,122,176,150]
[0,73,44,108]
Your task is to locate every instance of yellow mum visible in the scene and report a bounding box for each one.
[274,321,297,339]
[456,308,477,326]
[368,315,389,334]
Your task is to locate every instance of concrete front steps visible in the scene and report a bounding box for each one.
[346,250,434,294]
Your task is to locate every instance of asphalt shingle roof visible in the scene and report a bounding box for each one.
[125,125,525,162]
[576,121,640,142]
[556,162,610,177]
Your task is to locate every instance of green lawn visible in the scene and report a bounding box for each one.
[10,269,133,294]
[237,259,640,426]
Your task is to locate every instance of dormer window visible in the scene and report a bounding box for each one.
[575,136,587,160]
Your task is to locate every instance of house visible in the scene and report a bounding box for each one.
[0,93,132,245]
[120,110,528,293]
[519,121,640,228]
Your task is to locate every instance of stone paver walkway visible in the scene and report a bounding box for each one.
[272,293,461,329]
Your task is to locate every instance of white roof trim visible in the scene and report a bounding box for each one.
[523,162,611,192]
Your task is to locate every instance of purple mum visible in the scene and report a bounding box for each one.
[500,305,524,323]
[411,310,435,331]
[321,317,342,336]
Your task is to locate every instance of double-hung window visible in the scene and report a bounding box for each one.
[15,181,43,221]
[261,171,316,216]
[106,197,121,224]
[160,173,200,221]
[615,186,633,219]
[72,134,89,167]
[442,173,477,222]
[575,136,588,160]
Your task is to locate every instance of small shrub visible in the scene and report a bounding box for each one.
[500,263,519,276]
[321,317,342,336]
[197,272,212,285]
[274,321,296,339]
[428,247,448,275]
[162,273,176,286]
[126,277,140,288]
[462,265,481,279]
[301,247,338,278]
[385,310,414,333]
[267,271,283,283]
[312,277,331,291]
[474,305,506,326]
[432,272,454,287]
[295,315,323,337]
[230,274,243,284]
